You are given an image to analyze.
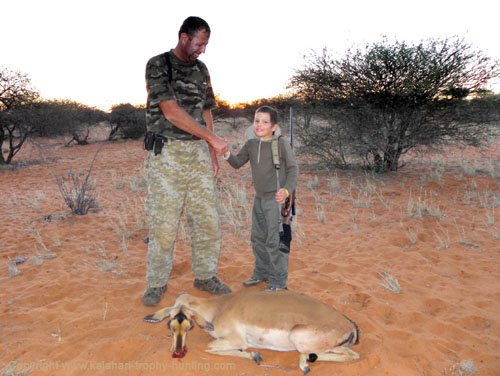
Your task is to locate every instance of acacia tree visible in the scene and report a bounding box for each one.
[289,37,500,171]
[63,101,108,145]
[0,67,39,164]
[108,103,145,140]
[28,99,108,143]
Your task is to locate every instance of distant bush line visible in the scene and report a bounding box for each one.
[2,35,500,169]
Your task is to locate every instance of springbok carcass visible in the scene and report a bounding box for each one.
[144,289,360,374]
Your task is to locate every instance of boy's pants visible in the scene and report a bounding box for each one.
[144,140,221,288]
[250,196,289,288]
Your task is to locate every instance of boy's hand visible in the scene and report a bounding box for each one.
[209,136,228,155]
[275,188,289,205]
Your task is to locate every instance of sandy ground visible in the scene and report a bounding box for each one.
[1,125,499,376]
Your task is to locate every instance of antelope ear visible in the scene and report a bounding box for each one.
[143,307,174,323]
[144,314,162,323]
[180,306,213,331]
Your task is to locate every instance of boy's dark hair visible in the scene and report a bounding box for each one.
[255,105,278,125]
[179,16,211,38]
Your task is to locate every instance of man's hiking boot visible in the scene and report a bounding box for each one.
[242,277,267,287]
[143,285,166,306]
[194,276,231,295]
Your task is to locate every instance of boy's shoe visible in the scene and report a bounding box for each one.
[279,241,290,253]
[264,286,288,292]
[143,285,166,306]
[194,276,232,295]
[242,277,267,287]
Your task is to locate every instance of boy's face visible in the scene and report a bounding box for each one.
[253,112,277,141]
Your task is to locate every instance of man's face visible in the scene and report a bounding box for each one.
[183,30,210,62]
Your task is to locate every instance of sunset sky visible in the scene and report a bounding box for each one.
[3,0,499,110]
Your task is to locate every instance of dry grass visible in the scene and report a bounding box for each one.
[0,361,33,376]
[445,359,479,376]
[112,216,131,253]
[55,148,101,215]
[380,271,401,294]
[1,126,498,376]
[407,190,443,218]
[7,259,20,278]
[56,170,99,215]
[406,226,418,245]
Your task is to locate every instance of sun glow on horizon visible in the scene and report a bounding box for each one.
[2,0,499,111]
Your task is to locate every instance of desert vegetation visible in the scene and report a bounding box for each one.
[1,121,498,375]
[289,37,500,171]
[1,36,499,376]
[2,36,500,169]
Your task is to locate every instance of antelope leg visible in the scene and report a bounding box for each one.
[206,338,263,364]
[299,353,311,375]
[315,347,360,362]
[298,347,359,374]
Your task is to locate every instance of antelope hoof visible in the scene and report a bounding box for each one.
[143,314,161,323]
[204,322,214,331]
[301,365,311,375]
[252,352,263,364]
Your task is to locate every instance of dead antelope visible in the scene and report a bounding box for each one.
[144,289,360,374]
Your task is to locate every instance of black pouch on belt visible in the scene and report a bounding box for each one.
[144,131,155,151]
[153,135,165,155]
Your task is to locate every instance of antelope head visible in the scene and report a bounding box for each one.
[167,306,194,358]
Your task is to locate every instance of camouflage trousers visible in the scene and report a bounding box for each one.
[144,139,221,288]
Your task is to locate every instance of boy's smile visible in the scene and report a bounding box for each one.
[253,112,277,141]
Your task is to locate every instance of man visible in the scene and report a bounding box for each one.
[143,16,231,306]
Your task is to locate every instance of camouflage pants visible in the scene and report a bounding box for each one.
[144,140,221,288]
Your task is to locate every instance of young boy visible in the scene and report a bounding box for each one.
[224,106,299,291]
[243,123,294,253]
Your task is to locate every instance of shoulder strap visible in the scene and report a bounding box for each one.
[161,52,202,84]
[272,136,284,232]
[161,51,173,83]
[271,136,281,170]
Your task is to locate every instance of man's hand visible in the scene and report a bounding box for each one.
[212,159,220,177]
[209,136,228,156]
[210,150,220,177]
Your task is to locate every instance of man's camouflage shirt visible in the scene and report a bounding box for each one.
[145,50,216,140]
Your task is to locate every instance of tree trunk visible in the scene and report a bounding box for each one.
[383,146,402,171]
[0,127,5,164]
[107,124,121,141]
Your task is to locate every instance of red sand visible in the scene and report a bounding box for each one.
[1,127,498,376]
